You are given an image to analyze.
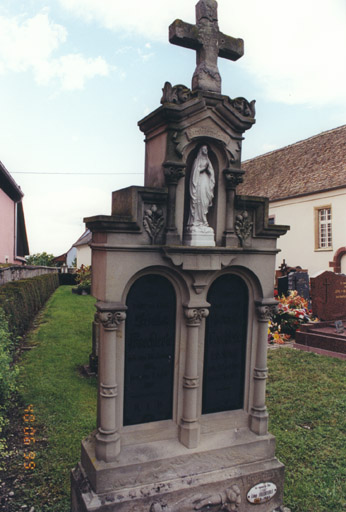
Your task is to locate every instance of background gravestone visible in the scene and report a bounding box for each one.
[288,271,310,301]
[277,275,288,297]
[310,271,346,321]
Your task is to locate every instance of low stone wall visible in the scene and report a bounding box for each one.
[0,266,58,286]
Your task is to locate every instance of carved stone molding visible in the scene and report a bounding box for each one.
[97,310,126,330]
[253,367,268,380]
[149,483,241,511]
[161,81,193,105]
[256,303,277,322]
[184,307,209,326]
[223,168,245,190]
[183,376,200,389]
[100,383,118,398]
[95,302,127,330]
[235,211,253,246]
[163,162,186,184]
[230,97,256,118]
[143,204,165,244]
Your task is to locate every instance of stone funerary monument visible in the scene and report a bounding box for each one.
[71,1,289,511]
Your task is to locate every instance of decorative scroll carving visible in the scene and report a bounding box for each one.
[161,82,193,105]
[163,163,186,184]
[223,168,244,189]
[230,97,256,118]
[256,304,277,322]
[150,483,241,511]
[184,307,209,326]
[143,205,165,244]
[234,211,253,246]
[98,311,126,330]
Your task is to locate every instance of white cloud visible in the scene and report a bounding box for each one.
[57,0,346,106]
[0,12,110,90]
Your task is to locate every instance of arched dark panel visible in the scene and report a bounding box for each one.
[202,274,248,414]
[124,275,176,426]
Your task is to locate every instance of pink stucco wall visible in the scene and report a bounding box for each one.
[0,188,15,263]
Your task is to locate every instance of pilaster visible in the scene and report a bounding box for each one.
[222,168,244,247]
[250,299,277,435]
[95,302,127,462]
[163,162,186,245]
[179,305,209,448]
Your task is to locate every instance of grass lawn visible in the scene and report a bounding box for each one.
[4,286,346,511]
[12,286,97,511]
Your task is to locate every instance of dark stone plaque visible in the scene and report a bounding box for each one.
[124,275,176,426]
[203,274,248,414]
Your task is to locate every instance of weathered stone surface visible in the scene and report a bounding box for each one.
[71,2,289,511]
[169,0,243,93]
[310,271,346,321]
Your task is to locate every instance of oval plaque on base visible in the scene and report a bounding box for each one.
[247,482,277,504]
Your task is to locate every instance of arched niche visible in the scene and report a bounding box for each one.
[124,274,176,426]
[202,273,248,414]
[183,142,219,235]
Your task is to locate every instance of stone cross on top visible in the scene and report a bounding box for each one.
[169,0,244,93]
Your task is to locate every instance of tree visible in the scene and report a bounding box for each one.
[25,252,56,267]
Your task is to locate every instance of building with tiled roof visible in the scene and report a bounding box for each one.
[0,160,29,264]
[239,125,346,275]
[73,229,91,267]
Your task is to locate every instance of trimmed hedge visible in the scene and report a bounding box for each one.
[0,273,59,338]
[59,272,77,286]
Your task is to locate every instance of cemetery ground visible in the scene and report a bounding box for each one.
[0,287,345,512]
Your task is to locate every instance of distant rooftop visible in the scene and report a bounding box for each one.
[0,160,24,202]
[239,125,346,201]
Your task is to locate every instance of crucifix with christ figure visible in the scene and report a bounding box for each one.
[169,0,244,93]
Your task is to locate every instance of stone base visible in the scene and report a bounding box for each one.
[295,320,346,356]
[184,231,215,247]
[71,427,285,512]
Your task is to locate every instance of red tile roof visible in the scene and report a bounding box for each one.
[239,125,346,201]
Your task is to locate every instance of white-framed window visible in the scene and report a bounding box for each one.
[315,206,332,250]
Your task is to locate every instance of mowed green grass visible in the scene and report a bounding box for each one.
[17,286,97,511]
[17,287,346,511]
[267,348,346,511]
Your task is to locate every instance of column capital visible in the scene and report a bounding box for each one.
[255,299,277,322]
[163,161,186,185]
[223,168,245,190]
[184,306,209,326]
[96,302,127,330]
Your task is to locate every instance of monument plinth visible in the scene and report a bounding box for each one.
[71,1,289,511]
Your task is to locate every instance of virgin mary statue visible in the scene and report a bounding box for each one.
[187,145,215,233]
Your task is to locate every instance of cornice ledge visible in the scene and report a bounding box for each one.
[162,247,235,271]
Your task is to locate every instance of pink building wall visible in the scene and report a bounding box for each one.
[0,187,15,263]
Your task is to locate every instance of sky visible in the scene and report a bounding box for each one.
[0,0,345,257]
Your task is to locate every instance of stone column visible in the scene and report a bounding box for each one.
[222,168,244,247]
[95,302,127,462]
[179,306,209,449]
[163,162,185,245]
[250,299,277,435]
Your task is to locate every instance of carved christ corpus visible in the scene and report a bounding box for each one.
[169,0,244,93]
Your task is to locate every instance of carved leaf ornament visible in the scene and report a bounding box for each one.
[235,211,253,246]
[143,205,165,244]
